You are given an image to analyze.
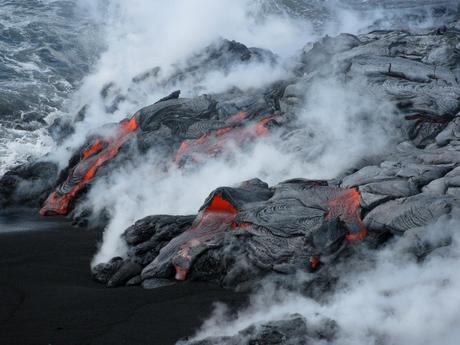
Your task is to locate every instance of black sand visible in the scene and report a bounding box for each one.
[0,218,247,345]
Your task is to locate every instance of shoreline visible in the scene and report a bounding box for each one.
[0,220,247,345]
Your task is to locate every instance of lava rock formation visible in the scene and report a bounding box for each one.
[2,10,460,309]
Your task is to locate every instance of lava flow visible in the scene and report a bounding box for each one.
[325,188,367,241]
[171,194,238,280]
[309,187,367,270]
[39,116,138,216]
[174,114,276,165]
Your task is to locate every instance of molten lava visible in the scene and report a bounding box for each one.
[309,187,367,269]
[325,188,367,241]
[81,139,105,159]
[40,116,138,216]
[227,111,247,123]
[174,114,276,165]
[172,194,238,280]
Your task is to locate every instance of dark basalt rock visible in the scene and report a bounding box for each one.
[107,260,143,288]
[126,215,195,266]
[103,178,369,289]
[183,314,338,345]
[140,179,276,282]
[141,278,176,290]
[397,224,452,261]
[0,160,58,209]
[91,10,460,345]
[124,214,195,246]
[36,78,285,217]
[91,257,124,284]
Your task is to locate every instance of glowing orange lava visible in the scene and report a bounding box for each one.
[173,194,237,280]
[40,116,138,216]
[174,114,275,165]
[325,188,367,241]
[81,139,105,159]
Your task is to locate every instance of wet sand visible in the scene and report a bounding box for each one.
[0,217,247,345]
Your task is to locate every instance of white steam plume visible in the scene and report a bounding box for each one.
[48,0,312,167]
[89,75,396,265]
[48,0,398,167]
[188,217,460,345]
[40,0,445,265]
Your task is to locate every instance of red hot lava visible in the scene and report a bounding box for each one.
[174,114,276,165]
[325,187,367,241]
[172,193,238,280]
[40,110,276,216]
[309,187,367,270]
[39,116,138,216]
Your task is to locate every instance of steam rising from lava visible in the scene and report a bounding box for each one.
[49,0,311,167]
[40,1,415,266]
[89,76,395,266]
[48,0,394,168]
[186,217,460,345]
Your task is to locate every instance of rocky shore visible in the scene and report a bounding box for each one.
[2,9,460,345]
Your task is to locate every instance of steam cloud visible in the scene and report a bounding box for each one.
[3,1,456,343]
[30,1,453,268]
[48,0,391,167]
[186,217,460,345]
[52,0,398,265]
[87,72,396,265]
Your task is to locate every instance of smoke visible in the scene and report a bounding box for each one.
[186,217,460,345]
[41,0,447,264]
[2,0,453,176]
[47,0,406,167]
[88,72,396,265]
[47,0,312,167]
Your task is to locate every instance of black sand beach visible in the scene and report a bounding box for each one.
[0,217,247,345]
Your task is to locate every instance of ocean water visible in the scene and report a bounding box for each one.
[0,0,457,177]
[0,0,101,175]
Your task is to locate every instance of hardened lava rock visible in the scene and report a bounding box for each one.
[95,178,372,289]
[2,9,460,297]
[180,314,338,345]
[0,161,58,209]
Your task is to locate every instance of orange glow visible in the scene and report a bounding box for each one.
[215,127,233,136]
[346,228,368,241]
[174,267,189,281]
[205,194,237,214]
[174,113,275,165]
[254,116,274,136]
[228,111,247,122]
[40,116,138,216]
[82,140,105,159]
[172,194,237,280]
[120,116,138,132]
[231,221,252,229]
[326,188,367,242]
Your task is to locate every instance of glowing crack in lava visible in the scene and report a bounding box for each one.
[39,116,138,215]
[174,114,276,165]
